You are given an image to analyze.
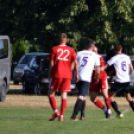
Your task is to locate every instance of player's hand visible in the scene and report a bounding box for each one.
[94,77,99,83]
[75,75,79,83]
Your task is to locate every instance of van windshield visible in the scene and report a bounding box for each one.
[19,55,34,64]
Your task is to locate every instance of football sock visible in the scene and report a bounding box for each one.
[111,101,121,115]
[49,95,57,111]
[71,99,83,119]
[60,99,67,116]
[94,98,105,109]
[105,96,112,114]
[129,101,134,112]
[81,100,86,118]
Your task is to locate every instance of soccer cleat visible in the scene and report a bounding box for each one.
[70,117,78,121]
[107,114,112,119]
[49,112,60,121]
[80,116,85,120]
[58,116,63,122]
[116,114,124,119]
[105,111,108,118]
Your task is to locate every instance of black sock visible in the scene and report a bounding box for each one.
[129,101,134,111]
[81,100,86,118]
[71,99,83,119]
[111,101,121,115]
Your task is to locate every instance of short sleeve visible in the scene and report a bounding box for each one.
[107,57,115,66]
[71,49,77,60]
[48,48,55,60]
[94,54,100,67]
[128,57,131,64]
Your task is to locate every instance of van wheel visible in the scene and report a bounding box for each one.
[34,84,41,95]
[0,81,6,102]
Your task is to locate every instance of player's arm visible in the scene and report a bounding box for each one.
[48,49,55,80]
[101,57,115,71]
[100,64,109,71]
[95,66,100,83]
[74,60,79,83]
[94,55,100,82]
[129,63,133,75]
[49,60,54,79]
[72,50,79,82]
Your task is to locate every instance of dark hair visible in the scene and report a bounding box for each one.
[86,39,95,49]
[114,44,122,52]
[58,33,67,43]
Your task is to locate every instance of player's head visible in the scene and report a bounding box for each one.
[93,46,98,53]
[114,44,122,53]
[85,39,95,50]
[58,33,67,44]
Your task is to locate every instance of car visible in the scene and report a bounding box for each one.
[13,52,47,84]
[22,54,77,95]
[0,36,11,102]
[129,55,134,96]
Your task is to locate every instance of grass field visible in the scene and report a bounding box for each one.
[0,107,134,134]
[0,82,134,134]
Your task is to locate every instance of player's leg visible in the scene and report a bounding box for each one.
[71,95,84,120]
[71,81,89,120]
[102,89,112,118]
[90,91,107,114]
[125,93,134,111]
[58,78,70,121]
[80,96,86,120]
[109,83,123,118]
[109,91,123,118]
[48,78,60,121]
[59,91,68,121]
[100,73,112,117]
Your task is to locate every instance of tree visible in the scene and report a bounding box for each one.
[28,45,39,52]
[12,40,25,62]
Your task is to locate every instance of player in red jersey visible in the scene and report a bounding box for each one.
[48,33,79,121]
[89,47,112,118]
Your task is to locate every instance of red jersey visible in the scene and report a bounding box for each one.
[48,45,77,79]
[99,55,105,67]
[92,55,105,76]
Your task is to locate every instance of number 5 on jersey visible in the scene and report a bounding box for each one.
[57,49,70,61]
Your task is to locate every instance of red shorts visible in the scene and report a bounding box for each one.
[49,78,71,92]
[90,71,108,93]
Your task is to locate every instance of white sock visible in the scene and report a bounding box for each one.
[108,109,112,114]
[54,109,58,113]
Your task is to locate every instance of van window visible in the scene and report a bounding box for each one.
[0,39,8,59]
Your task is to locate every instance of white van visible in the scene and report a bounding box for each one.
[0,36,11,102]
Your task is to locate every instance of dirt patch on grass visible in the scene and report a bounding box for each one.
[2,81,130,109]
[0,95,130,109]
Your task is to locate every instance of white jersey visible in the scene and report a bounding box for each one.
[107,53,131,83]
[77,50,100,83]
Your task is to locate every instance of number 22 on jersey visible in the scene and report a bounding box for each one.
[57,49,70,61]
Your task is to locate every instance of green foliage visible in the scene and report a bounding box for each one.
[12,40,25,62]
[0,0,134,54]
[28,45,39,52]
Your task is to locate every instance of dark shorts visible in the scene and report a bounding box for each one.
[76,81,90,96]
[110,82,130,94]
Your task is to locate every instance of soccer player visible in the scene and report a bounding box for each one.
[48,33,79,121]
[101,44,134,118]
[89,47,112,118]
[70,39,100,120]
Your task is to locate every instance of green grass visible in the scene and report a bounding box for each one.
[0,107,134,134]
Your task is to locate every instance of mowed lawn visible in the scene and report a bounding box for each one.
[0,83,134,134]
[0,107,134,134]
